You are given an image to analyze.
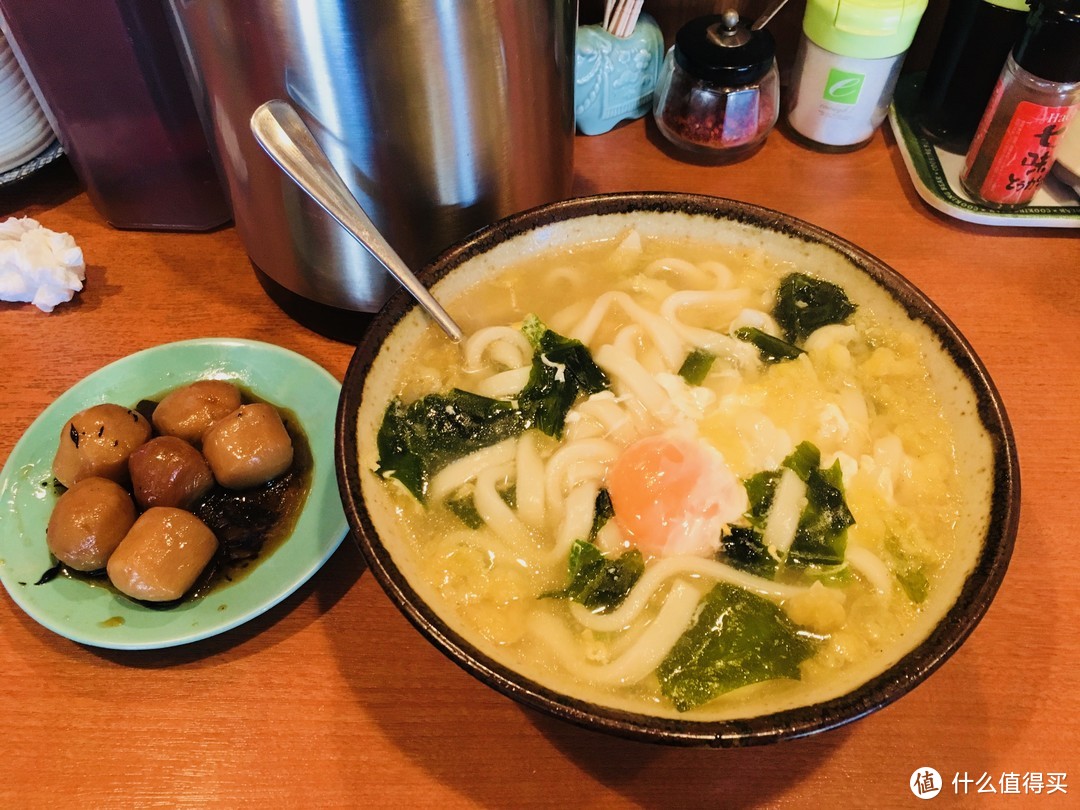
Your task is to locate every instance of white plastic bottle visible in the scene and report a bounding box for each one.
[787,0,928,151]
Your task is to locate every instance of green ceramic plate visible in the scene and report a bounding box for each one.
[0,338,347,650]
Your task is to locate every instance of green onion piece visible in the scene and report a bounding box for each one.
[678,349,717,385]
[734,327,804,363]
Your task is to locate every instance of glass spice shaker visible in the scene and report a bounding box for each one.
[959,0,1080,209]
[652,10,779,162]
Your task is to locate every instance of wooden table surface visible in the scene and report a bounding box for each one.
[1,120,1077,808]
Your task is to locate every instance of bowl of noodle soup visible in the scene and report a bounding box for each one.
[336,193,1018,746]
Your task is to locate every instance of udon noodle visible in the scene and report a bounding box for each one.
[357,218,991,720]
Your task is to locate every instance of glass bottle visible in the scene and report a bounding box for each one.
[652,11,780,162]
[914,0,1031,153]
[959,0,1080,209]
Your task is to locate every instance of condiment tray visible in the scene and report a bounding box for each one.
[888,74,1080,229]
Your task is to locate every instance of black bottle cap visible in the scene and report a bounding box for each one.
[674,12,776,85]
[1014,0,1080,82]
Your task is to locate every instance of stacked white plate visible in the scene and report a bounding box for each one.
[0,28,56,174]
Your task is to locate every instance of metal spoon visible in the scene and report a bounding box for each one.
[250,100,465,343]
[751,0,790,30]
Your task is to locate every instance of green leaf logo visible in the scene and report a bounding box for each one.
[823,68,864,105]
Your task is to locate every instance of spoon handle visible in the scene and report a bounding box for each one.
[250,100,464,343]
[751,0,790,30]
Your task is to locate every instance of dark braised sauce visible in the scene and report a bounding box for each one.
[185,413,312,603]
[41,386,313,608]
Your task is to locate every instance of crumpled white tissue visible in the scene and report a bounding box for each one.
[0,216,86,312]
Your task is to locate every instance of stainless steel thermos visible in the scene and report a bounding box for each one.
[167,1,577,337]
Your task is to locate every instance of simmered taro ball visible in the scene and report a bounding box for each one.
[151,379,242,446]
[52,404,152,488]
[106,507,219,601]
[46,477,137,571]
[128,435,214,510]
[201,403,294,489]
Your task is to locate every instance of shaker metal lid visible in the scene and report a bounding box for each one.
[674,11,776,85]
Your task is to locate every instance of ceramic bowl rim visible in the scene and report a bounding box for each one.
[335,191,1020,747]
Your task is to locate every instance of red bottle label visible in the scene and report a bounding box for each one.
[971,100,1078,205]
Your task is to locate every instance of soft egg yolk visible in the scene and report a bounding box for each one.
[607,434,747,559]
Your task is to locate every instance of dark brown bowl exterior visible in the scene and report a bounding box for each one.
[335,192,1020,746]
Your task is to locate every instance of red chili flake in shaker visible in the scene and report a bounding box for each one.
[652,11,779,161]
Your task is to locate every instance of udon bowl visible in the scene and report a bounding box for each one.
[335,193,1018,746]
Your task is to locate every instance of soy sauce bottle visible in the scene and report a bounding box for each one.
[959,0,1080,208]
[915,0,1031,153]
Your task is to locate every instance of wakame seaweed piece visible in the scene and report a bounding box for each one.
[542,539,644,613]
[782,441,821,481]
[743,469,780,528]
[786,460,855,569]
[657,582,817,712]
[375,399,427,500]
[589,489,615,541]
[678,348,717,385]
[743,442,822,528]
[517,315,610,438]
[445,492,485,529]
[376,318,606,500]
[774,272,857,344]
[195,464,306,565]
[740,441,853,572]
[34,560,64,585]
[446,485,517,529]
[376,391,527,501]
[733,327,804,363]
[721,525,778,580]
[134,398,158,423]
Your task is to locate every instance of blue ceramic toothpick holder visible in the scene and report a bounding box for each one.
[574,13,665,136]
